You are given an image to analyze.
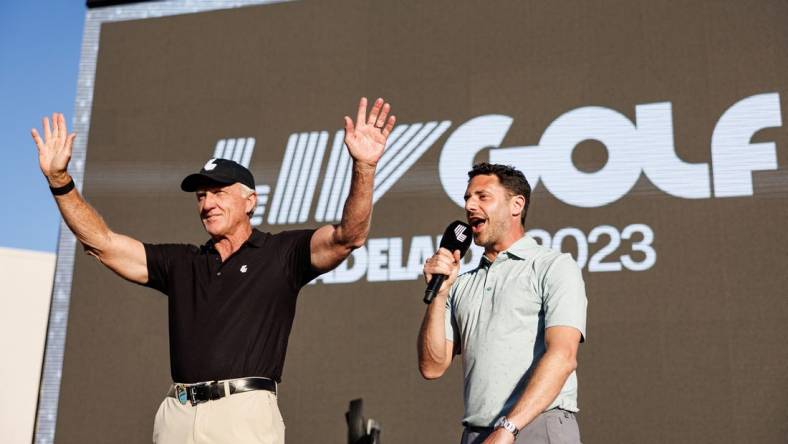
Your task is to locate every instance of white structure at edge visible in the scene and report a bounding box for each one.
[0,247,56,444]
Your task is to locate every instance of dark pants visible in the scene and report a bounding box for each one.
[460,409,581,444]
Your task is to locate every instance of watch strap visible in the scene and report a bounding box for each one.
[495,416,520,437]
[50,178,75,196]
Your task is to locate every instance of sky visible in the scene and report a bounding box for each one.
[0,1,86,253]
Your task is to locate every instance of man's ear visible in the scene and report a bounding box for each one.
[510,194,525,218]
[245,192,257,216]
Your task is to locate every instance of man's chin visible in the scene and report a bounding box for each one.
[202,221,224,236]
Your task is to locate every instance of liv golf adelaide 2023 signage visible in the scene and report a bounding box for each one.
[206,92,780,283]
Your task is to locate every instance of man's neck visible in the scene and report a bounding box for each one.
[483,226,525,262]
[213,224,253,261]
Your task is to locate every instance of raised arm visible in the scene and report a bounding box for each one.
[417,248,461,379]
[310,97,396,271]
[32,113,147,284]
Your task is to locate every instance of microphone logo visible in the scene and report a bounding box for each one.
[454,225,467,243]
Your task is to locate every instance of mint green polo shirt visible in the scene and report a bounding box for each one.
[445,235,587,427]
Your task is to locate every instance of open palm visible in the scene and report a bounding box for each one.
[344,97,396,168]
[31,113,76,186]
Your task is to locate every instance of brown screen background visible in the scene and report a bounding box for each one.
[54,1,788,443]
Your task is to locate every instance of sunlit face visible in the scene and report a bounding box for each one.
[464,174,519,248]
[195,183,255,238]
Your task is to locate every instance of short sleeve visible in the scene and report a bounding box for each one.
[542,253,588,341]
[143,243,192,294]
[278,229,319,288]
[444,289,460,344]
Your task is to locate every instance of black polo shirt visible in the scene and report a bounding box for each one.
[143,229,318,383]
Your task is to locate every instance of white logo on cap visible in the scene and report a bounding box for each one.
[204,158,219,171]
[240,265,248,273]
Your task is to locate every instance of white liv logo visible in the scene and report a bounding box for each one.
[454,225,467,243]
[203,158,219,171]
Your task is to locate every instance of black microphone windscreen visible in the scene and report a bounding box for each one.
[438,220,473,258]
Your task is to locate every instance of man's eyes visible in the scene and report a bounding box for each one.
[197,191,225,199]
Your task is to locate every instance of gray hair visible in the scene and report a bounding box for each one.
[237,183,256,218]
[239,183,255,198]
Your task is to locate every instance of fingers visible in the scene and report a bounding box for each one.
[31,129,44,152]
[65,133,77,156]
[344,116,354,135]
[424,248,460,276]
[57,113,67,142]
[382,115,396,138]
[52,112,62,143]
[355,97,368,127]
[42,116,52,144]
[374,102,390,127]
[52,113,60,142]
[367,97,384,125]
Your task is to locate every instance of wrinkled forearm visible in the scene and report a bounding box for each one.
[334,162,375,249]
[51,175,113,256]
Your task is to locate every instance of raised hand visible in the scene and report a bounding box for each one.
[31,113,76,187]
[343,97,396,169]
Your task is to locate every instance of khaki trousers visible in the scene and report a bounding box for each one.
[152,389,285,444]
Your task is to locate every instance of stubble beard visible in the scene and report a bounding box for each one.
[473,218,506,250]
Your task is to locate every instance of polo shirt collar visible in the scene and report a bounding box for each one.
[204,228,267,251]
[245,229,267,248]
[478,234,537,266]
[504,235,538,259]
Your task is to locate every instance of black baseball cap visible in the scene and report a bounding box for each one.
[181,158,256,192]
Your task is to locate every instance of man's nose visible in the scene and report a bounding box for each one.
[202,192,218,208]
[464,198,477,213]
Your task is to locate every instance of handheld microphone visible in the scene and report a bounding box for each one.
[424,220,473,304]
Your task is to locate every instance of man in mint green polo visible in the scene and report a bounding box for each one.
[418,162,588,444]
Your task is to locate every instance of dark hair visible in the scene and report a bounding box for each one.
[468,162,531,226]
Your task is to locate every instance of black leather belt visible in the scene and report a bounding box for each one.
[167,377,277,406]
[464,425,493,434]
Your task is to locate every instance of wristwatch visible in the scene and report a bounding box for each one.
[494,416,519,437]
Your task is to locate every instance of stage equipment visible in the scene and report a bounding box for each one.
[346,398,381,444]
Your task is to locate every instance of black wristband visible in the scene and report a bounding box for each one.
[50,178,75,196]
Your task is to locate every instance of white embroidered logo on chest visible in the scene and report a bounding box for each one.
[240,265,248,273]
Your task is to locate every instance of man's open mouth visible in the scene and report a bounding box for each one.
[468,216,486,233]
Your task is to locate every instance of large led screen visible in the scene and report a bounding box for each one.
[46,1,788,443]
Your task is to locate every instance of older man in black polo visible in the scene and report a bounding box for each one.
[32,98,395,444]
